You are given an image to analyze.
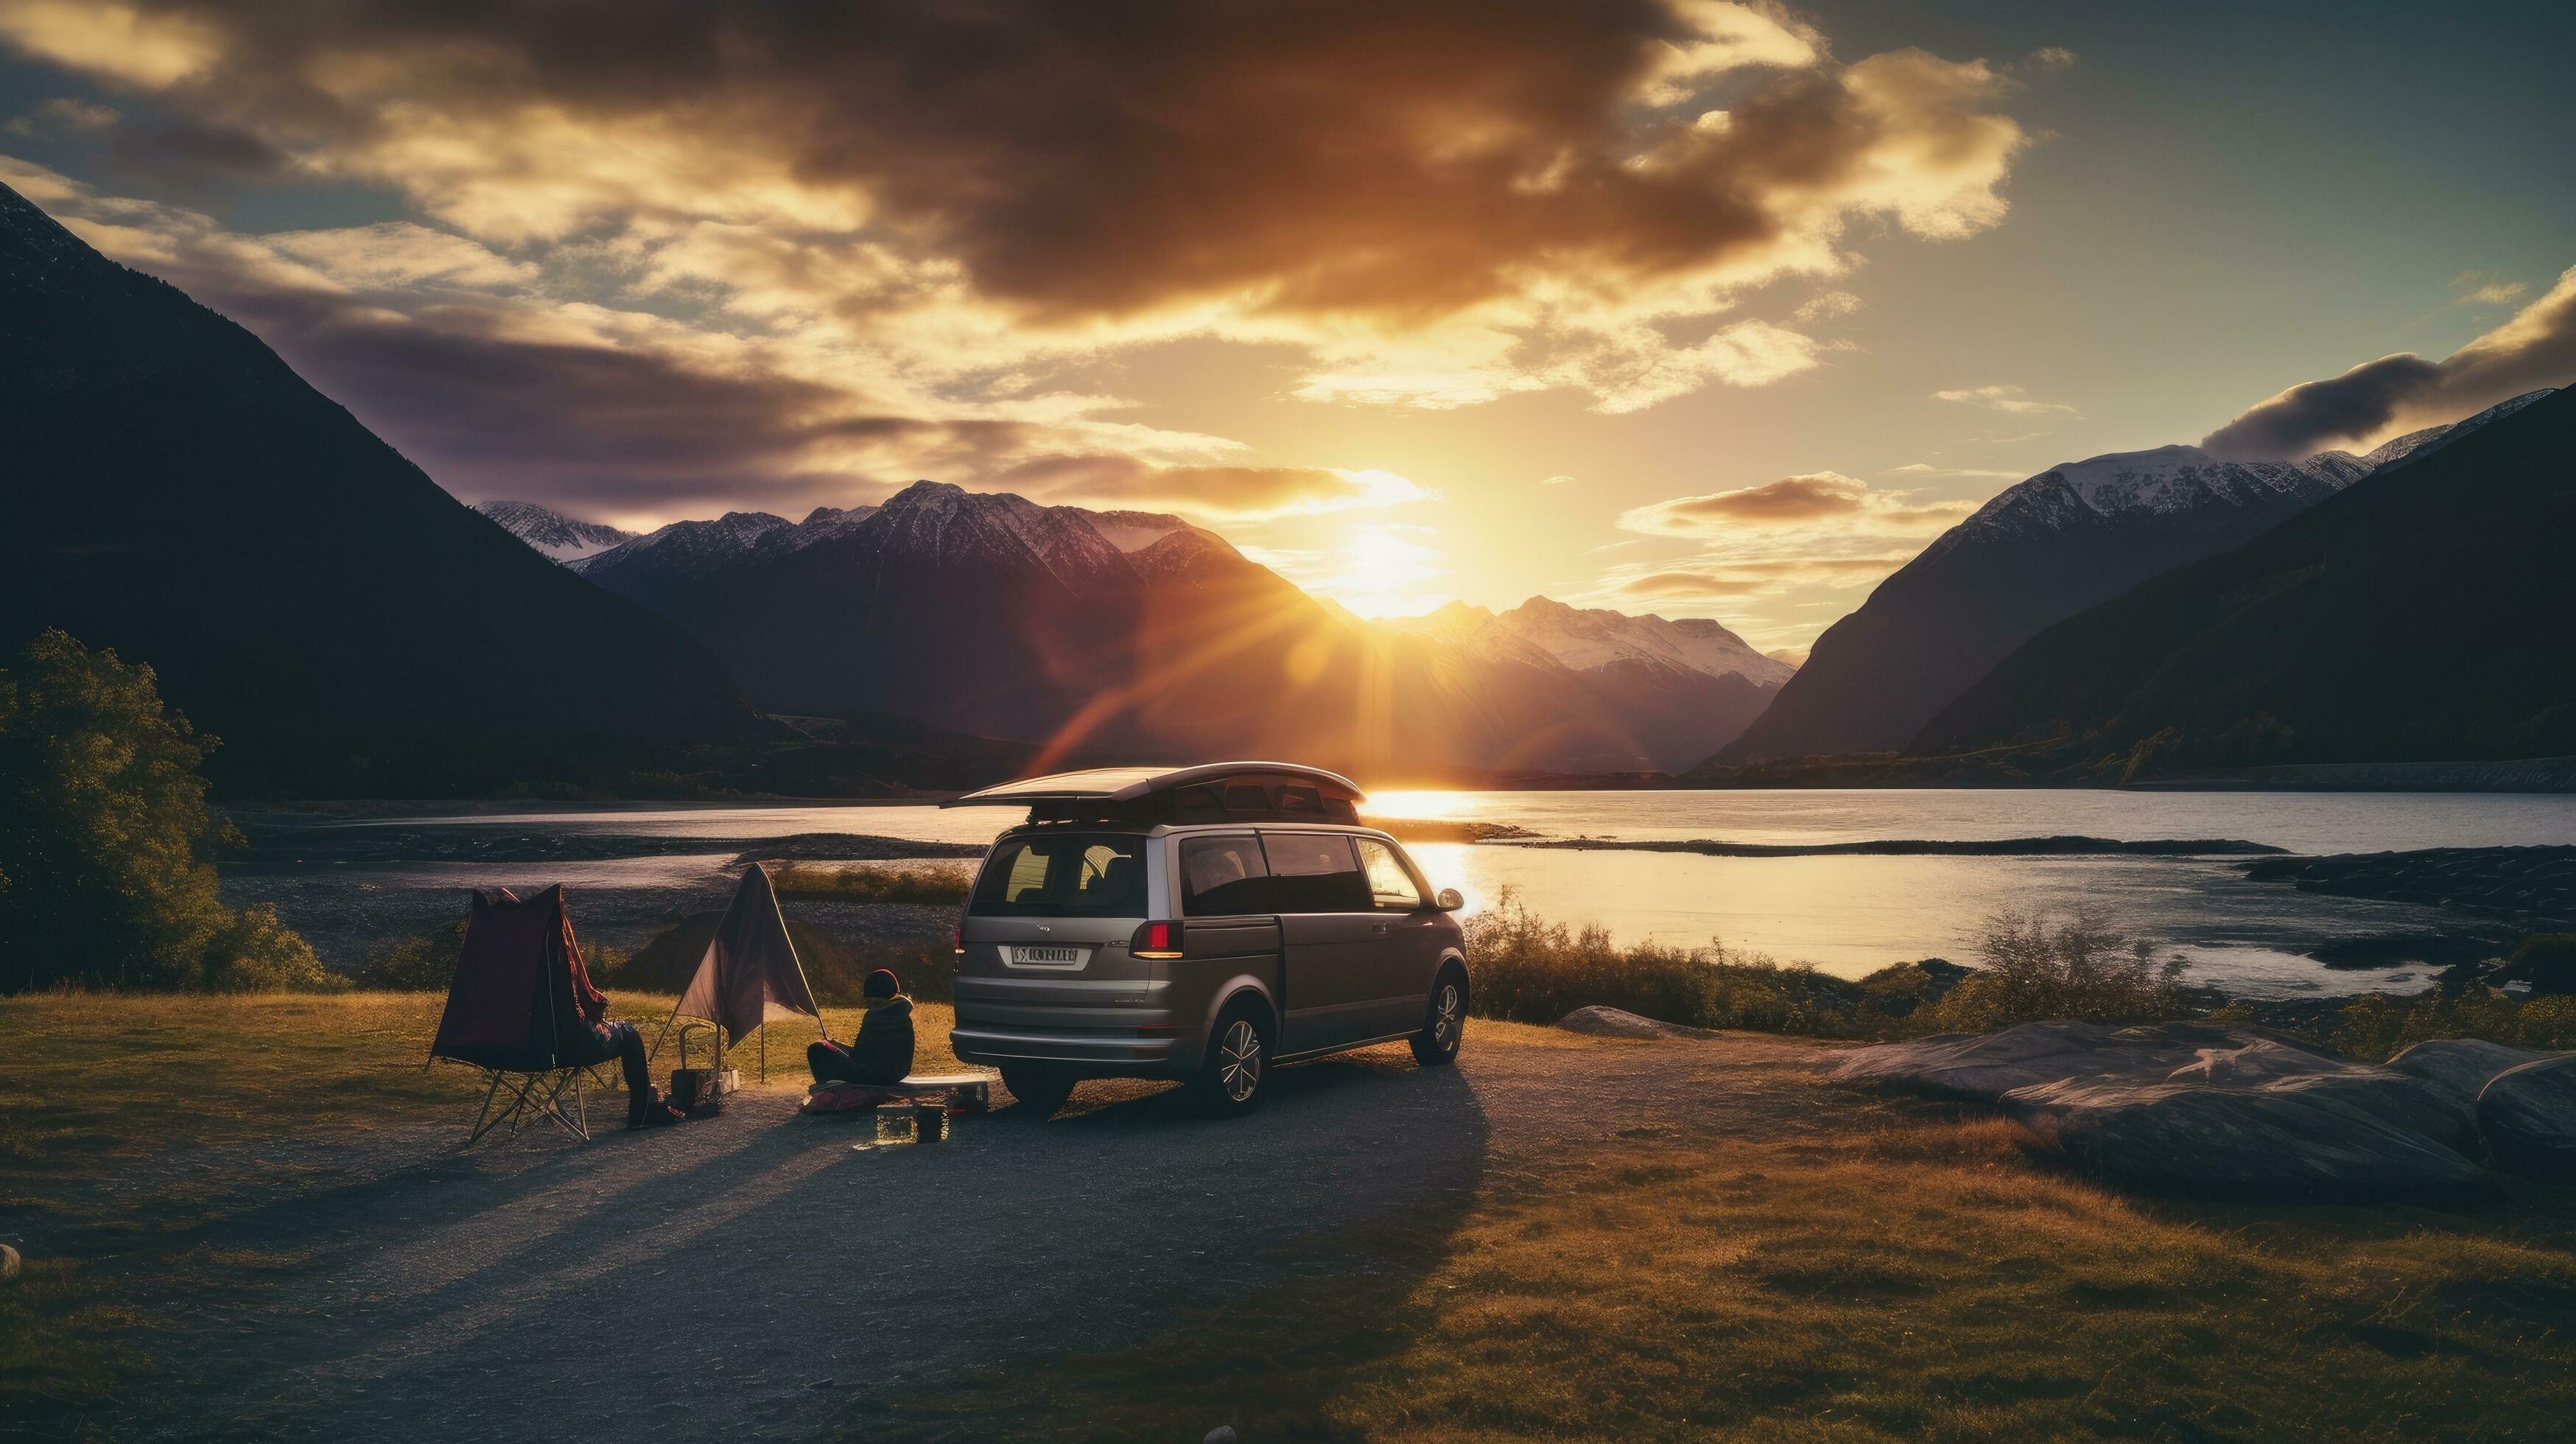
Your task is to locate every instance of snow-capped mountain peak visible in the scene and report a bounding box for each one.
[1380,596,1791,685]
[474,500,636,563]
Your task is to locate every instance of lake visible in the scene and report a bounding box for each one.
[225,790,2576,1000]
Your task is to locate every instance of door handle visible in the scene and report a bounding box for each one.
[1369,922,1389,934]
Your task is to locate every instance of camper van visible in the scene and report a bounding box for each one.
[943,763,1469,1118]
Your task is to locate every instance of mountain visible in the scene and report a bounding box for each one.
[1718,402,2536,762]
[0,181,764,793]
[1391,596,1792,687]
[474,500,636,563]
[1913,386,2574,772]
[564,481,1778,774]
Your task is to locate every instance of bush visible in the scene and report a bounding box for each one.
[1462,889,1890,1038]
[2314,990,2576,1062]
[765,861,973,904]
[0,630,326,992]
[620,911,954,1005]
[202,904,341,993]
[1918,908,2192,1032]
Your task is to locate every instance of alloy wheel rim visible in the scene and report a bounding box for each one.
[1220,1020,1262,1101]
[1433,984,1461,1048]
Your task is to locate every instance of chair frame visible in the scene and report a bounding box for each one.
[451,1061,621,1146]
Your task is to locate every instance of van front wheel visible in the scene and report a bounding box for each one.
[1191,1002,1271,1116]
[1410,970,1466,1067]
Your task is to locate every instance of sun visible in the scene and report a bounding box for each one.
[1315,522,1449,618]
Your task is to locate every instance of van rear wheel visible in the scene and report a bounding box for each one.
[1191,1001,1271,1116]
[1409,969,1466,1066]
[1000,1064,1076,1118]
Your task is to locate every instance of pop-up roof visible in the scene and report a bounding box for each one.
[943,762,1366,824]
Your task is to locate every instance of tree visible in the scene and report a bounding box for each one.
[0,630,331,992]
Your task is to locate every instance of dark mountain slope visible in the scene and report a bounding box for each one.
[1914,386,2576,771]
[0,182,762,793]
[1716,435,2458,762]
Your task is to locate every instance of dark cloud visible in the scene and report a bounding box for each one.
[1651,474,1867,523]
[25,1,2018,325]
[2204,266,2576,458]
[111,118,287,182]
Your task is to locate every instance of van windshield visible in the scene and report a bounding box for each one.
[969,833,1147,917]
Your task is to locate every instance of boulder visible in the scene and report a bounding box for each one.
[1836,1021,2491,1201]
[1557,1006,1711,1040]
[2389,1039,2560,1114]
[2477,1056,2576,1182]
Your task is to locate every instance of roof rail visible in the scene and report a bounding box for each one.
[943,762,1365,824]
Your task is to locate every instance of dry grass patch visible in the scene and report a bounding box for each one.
[766,861,973,904]
[891,1107,2576,1441]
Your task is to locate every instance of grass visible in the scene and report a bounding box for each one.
[0,989,964,1437]
[891,1068,2576,1440]
[765,861,974,904]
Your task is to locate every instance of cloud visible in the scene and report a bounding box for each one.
[5,95,117,136]
[997,458,1433,522]
[2452,270,2527,307]
[0,156,1387,525]
[1539,474,1576,486]
[1792,290,1861,323]
[1885,461,2026,480]
[2203,263,2576,458]
[1618,472,1974,533]
[2028,47,2077,71]
[1931,383,2078,416]
[0,0,2036,415]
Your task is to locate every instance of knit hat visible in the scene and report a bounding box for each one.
[864,967,900,1000]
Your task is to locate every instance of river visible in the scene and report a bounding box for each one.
[222,789,2576,1000]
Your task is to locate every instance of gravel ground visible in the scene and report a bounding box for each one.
[88,1028,1844,1441]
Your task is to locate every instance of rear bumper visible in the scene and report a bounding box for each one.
[949,1025,1179,1070]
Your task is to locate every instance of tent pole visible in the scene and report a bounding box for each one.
[760,1024,767,1082]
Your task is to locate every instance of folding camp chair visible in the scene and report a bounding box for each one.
[426,885,632,1147]
[461,1061,622,1144]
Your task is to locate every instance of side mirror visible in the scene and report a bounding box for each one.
[1434,887,1464,912]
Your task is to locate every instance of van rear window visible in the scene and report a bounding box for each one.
[970,834,1146,916]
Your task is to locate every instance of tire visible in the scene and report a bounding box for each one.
[1191,999,1272,1116]
[1409,967,1467,1067]
[999,1064,1077,1118]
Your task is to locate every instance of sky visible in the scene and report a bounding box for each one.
[3,1,2572,657]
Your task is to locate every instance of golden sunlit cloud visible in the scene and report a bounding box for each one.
[1931,383,2079,416]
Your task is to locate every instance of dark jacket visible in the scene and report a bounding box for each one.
[845,995,916,1086]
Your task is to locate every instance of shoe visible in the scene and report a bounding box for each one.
[628,1085,684,1129]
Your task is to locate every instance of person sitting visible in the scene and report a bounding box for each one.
[543,928,681,1129]
[808,968,916,1087]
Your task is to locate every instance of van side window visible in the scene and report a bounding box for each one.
[1259,833,1370,913]
[1180,834,1271,916]
[1353,838,1423,911]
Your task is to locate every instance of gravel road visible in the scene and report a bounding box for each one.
[94,1028,1843,1440]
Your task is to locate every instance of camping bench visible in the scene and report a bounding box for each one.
[805,1072,993,1115]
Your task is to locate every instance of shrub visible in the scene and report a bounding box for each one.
[1918,908,2192,1032]
[0,630,323,992]
[1462,889,1888,1038]
[2315,989,2576,1062]
[764,861,973,904]
[201,904,341,993]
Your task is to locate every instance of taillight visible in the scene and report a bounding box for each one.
[1131,919,1183,959]
[953,924,966,957]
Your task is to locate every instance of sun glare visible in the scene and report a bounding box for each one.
[1315,522,1448,618]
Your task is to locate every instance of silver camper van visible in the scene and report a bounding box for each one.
[944,763,1469,1118]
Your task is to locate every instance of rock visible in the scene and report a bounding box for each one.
[2477,1056,2576,1182]
[0,1244,18,1280]
[1556,1006,1711,1040]
[1204,1429,1240,1444]
[2389,1039,2560,1114]
[1835,1021,2491,1201]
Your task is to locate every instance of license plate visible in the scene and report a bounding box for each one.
[1012,945,1086,967]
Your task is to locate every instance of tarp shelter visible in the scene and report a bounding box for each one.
[427,885,618,1143]
[655,863,827,1079]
